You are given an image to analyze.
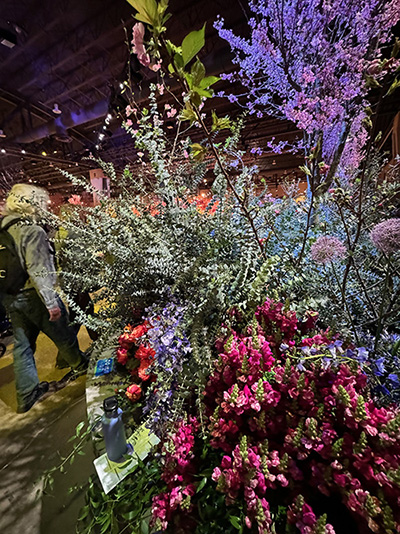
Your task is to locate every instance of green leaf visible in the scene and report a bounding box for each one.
[385,77,400,97]
[196,476,207,493]
[121,510,138,521]
[211,110,231,131]
[76,421,85,437]
[78,505,89,522]
[179,105,197,125]
[174,52,184,70]
[192,87,213,98]
[126,0,158,26]
[141,519,150,534]
[199,75,220,89]
[184,72,194,90]
[299,165,312,176]
[100,517,111,534]
[189,91,202,107]
[134,13,154,24]
[165,39,181,56]
[181,23,206,66]
[229,516,241,529]
[191,143,207,161]
[191,58,206,87]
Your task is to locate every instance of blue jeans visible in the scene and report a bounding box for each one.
[4,289,83,407]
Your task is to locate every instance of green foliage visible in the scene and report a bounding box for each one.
[77,457,163,534]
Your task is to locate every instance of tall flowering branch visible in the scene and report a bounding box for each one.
[216,0,400,193]
[123,0,269,260]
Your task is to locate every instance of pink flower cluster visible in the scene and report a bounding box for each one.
[203,300,400,532]
[151,299,400,532]
[370,218,400,255]
[310,236,347,265]
[287,496,335,534]
[151,418,199,531]
[254,299,300,349]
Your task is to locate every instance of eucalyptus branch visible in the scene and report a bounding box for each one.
[337,203,378,319]
[193,107,267,260]
[374,257,392,353]
[331,262,360,345]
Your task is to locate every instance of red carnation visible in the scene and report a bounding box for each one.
[125,384,142,402]
[135,344,155,361]
[116,348,129,365]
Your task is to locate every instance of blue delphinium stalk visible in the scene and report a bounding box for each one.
[142,300,192,437]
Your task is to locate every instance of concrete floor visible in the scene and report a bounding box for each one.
[0,329,96,534]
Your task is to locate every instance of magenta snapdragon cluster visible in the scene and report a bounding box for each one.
[151,417,198,531]
[151,299,400,533]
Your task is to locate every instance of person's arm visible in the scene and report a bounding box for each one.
[21,225,60,315]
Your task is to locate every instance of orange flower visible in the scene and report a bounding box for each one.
[135,344,155,361]
[129,321,150,342]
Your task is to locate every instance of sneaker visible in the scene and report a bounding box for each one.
[17,382,49,413]
[59,359,89,385]
[55,361,69,370]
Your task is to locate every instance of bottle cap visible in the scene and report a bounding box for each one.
[103,396,118,417]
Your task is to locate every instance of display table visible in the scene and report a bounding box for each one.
[85,345,159,495]
[85,345,131,455]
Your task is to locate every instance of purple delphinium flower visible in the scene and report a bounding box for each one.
[142,300,192,436]
[370,218,400,255]
[310,236,346,265]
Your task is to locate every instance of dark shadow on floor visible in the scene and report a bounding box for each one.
[0,329,95,534]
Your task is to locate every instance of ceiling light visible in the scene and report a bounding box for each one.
[21,149,26,154]
[119,83,124,90]
[1,148,6,153]
[107,113,112,120]
[52,103,62,114]
[103,125,107,130]
[0,129,6,138]
[98,133,105,140]
[41,150,47,156]
[0,29,17,48]
[95,145,100,150]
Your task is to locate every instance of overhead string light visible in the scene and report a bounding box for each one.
[94,110,114,151]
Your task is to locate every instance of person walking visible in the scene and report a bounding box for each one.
[0,184,87,413]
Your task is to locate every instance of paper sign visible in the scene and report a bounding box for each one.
[94,424,160,494]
